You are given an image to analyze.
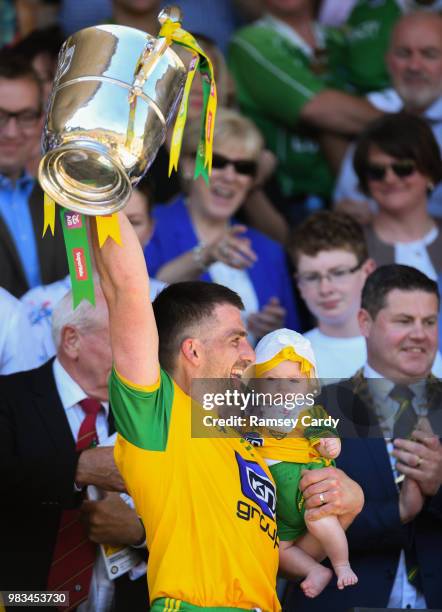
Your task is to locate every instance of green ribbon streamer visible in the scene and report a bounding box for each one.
[193,59,211,184]
[60,207,95,308]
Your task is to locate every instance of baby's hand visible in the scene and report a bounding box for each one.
[317,437,341,459]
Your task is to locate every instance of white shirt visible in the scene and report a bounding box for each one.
[394,226,438,280]
[0,287,42,374]
[52,359,113,612]
[333,92,442,218]
[363,362,427,610]
[21,276,166,364]
[21,276,71,364]
[304,328,366,381]
[209,262,259,343]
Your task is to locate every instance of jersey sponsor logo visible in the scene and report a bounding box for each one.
[237,500,278,548]
[244,432,264,447]
[235,451,276,519]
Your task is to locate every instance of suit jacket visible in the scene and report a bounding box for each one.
[0,360,148,611]
[0,182,68,297]
[283,371,442,612]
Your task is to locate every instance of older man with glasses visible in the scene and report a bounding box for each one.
[0,52,67,298]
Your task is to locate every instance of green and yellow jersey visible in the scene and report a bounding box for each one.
[110,368,281,611]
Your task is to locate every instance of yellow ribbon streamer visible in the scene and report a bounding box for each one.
[168,53,199,176]
[43,192,56,237]
[158,19,217,177]
[95,214,122,248]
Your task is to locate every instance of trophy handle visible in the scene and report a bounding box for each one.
[129,5,183,102]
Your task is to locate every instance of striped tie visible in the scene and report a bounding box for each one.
[47,399,102,610]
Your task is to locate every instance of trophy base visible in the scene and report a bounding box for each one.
[38,141,132,216]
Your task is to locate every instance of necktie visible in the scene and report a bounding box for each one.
[47,399,102,610]
[389,384,417,440]
[388,385,422,591]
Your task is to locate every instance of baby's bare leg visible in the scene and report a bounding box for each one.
[305,514,358,590]
[279,540,332,598]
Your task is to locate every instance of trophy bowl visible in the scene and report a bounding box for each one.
[39,21,188,215]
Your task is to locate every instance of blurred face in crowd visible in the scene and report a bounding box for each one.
[32,52,56,102]
[359,289,439,383]
[264,0,313,17]
[365,146,430,214]
[296,249,373,329]
[0,77,42,180]
[125,188,153,247]
[387,14,442,111]
[113,0,160,13]
[186,138,257,223]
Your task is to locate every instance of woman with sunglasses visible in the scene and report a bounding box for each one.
[144,107,300,339]
[353,113,442,279]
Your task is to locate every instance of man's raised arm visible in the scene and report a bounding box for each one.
[91,212,159,387]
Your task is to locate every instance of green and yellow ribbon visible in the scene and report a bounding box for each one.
[158,19,217,183]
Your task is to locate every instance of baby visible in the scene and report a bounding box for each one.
[247,329,358,597]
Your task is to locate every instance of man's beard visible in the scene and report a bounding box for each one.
[397,80,442,111]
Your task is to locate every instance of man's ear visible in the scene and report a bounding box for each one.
[181,338,202,366]
[60,325,80,359]
[358,308,372,338]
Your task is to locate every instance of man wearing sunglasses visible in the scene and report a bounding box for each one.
[335,11,442,221]
[0,52,67,298]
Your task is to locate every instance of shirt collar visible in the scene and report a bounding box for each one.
[422,94,442,123]
[364,361,427,404]
[53,357,109,416]
[259,14,325,57]
[0,170,34,189]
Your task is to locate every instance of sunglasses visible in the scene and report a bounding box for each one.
[212,153,258,177]
[365,160,416,182]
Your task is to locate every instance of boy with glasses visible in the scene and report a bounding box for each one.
[289,211,375,380]
[290,211,442,380]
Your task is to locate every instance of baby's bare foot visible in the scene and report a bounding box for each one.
[335,564,358,590]
[301,565,333,598]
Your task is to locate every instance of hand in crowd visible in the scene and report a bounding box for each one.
[398,477,425,524]
[247,297,286,338]
[299,465,364,525]
[80,492,145,547]
[205,225,257,269]
[393,418,442,497]
[75,446,126,492]
[334,198,374,225]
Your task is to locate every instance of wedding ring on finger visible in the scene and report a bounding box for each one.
[319,493,326,505]
[415,455,423,468]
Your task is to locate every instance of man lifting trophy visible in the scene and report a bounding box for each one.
[38,5,216,305]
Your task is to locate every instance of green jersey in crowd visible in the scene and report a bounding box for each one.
[228,15,347,204]
[343,0,402,94]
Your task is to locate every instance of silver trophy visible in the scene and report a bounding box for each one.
[39,7,189,215]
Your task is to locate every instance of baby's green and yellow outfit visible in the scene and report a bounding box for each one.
[259,406,338,541]
[252,328,339,542]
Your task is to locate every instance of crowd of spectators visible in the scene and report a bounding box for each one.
[1,1,442,611]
